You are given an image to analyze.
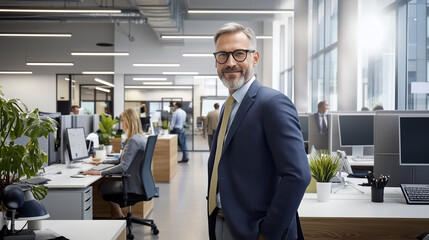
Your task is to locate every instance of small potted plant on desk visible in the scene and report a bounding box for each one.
[99,113,118,154]
[0,86,57,228]
[309,149,340,202]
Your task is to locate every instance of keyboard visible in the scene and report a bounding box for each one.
[351,157,374,162]
[400,184,429,204]
[23,177,51,185]
[90,164,115,171]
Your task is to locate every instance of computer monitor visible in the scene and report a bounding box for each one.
[338,115,374,157]
[399,116,429,166]
[298,115,309,142]
[66,127,89,168]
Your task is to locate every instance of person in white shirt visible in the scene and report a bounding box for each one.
[170,102,189,162]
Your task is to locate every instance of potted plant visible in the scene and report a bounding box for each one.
[0,86,57,200]
[309,149,340,202]
[98,113,118,154]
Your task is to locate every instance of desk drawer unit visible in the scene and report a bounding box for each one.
[41,186,93,220]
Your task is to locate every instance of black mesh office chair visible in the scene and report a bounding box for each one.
[102,135,159,239]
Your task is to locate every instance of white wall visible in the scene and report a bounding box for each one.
[0,74,56,112]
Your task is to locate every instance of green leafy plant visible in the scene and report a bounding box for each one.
[0,86,57,200]
[98,113,118,145]
[309,150,340,182]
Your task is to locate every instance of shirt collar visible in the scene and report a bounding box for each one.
[231,76,255,104]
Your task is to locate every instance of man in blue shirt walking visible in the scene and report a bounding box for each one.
[170,102,189,162]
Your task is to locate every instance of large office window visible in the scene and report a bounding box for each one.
[278,17,295,98]
[358,0,396,110]
[309,0,338,111]
[404,0,429,110]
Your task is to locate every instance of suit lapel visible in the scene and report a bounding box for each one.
[223,80,260,150]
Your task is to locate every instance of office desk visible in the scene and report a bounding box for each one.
[40,163,101,220]
[299,180,429,239]
[40,163,153,220]
[16,220,126,240]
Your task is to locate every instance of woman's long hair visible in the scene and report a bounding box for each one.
[121,108,143,140]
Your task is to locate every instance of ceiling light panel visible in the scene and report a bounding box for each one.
[94,78,114,87]
[0,9,121,13]
[133,77,167,81]
[82,71,115,75]
[95,87,111,92]
[182,53,213,57]
[133,63,180,67]
[0,71,32,74]
[71,52,129,56]
[125,86,192,89]
[27,62,74,66]
[188,9,293,14]
[162,72,199,75]
[0,33,71,37]
[142,82,173,85]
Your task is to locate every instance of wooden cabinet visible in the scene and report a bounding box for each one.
[153,134,178,183]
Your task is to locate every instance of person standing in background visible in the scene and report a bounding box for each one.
[207,22,310,240]
[170,102,189,163]
[315,100,329,135]
[204,103,220,150]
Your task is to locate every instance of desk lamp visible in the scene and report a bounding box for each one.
[1,185,50,240]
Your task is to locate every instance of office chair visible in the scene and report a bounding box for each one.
[102,135,159,239]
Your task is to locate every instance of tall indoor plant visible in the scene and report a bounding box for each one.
[309,149,340,202]
[98,113,118,153]
[0,86,57,200]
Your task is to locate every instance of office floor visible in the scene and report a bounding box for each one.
[132,150,210,239]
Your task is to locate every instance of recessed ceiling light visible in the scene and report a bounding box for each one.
[94,78,114,87]
[133,63,180,67]
[0,9,121,13]
[0,71,32,74]
[95,87,111,93]
[193,76,219,79]
[82,71,115,75]
[0,33,71,37]
[133,77,167,81]
[71,52,129,56]
[182,53,213,57]
[142,82,173,85]
[188,9,293,14]
[162,72,199,75]
[125,86,192,89]
[27,62,74,66]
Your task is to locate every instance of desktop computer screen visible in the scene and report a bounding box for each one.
[338,115,374,157]
[399,116,429,166]
[66,127,89,162]
[298,115,309,142]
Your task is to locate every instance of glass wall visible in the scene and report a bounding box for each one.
[308,0,338,112]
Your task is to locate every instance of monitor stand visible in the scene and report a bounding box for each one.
[333,174,364,194]
[351,146,364,158]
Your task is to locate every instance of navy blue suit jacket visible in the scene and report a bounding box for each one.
[207,80,311,240]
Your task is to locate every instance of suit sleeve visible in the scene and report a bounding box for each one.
[259,93,311,239]
[101,138,139,176]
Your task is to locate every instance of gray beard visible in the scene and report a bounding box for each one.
[220,75,245,91]
[219,65,253,91]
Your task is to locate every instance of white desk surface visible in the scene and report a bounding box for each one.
[41,163,102,188]
[348,158,374,166]
[16,220,126,240]
[299,178,429,219]
[157,134,176,139]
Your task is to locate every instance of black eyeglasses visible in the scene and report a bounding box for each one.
[213,49,255,64]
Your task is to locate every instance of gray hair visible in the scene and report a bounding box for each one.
[214,22,257,50]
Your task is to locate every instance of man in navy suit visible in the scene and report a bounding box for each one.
[207,22,311,240]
